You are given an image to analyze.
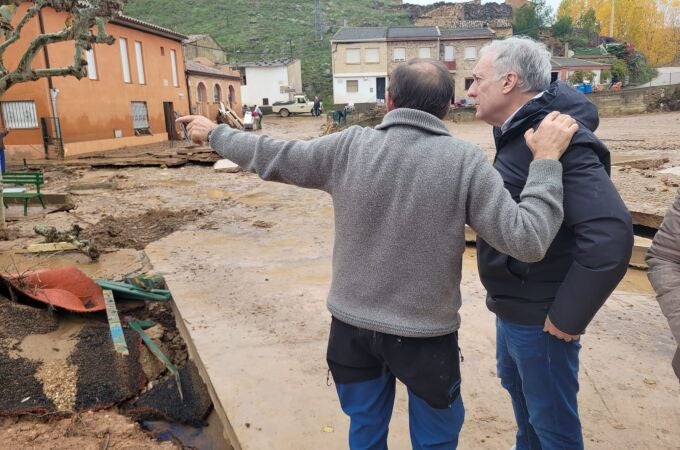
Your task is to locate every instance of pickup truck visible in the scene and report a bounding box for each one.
[272,95,322,117]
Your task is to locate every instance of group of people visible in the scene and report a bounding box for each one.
[243,104,263,130]
[178,36,678,450]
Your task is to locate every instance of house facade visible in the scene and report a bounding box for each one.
[233,58,303,108]
[330,25,495,105]
[183,34,228,65]
[439,27,495,102]
[1,4,189,159]
[186,59,242,120]
[331,27,388,104]
[551,57,613,85]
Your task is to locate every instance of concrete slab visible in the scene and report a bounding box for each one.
[146,182,409,449]
[659,166,680,176]
[146,179,680,450]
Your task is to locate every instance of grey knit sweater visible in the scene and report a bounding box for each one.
[210,108,564,337]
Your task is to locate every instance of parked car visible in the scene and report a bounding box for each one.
[271,95,322,117]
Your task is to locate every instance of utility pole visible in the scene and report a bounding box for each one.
[315,0,325,41]
[609,0,615,37]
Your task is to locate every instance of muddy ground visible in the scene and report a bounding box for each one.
[0,111,679,448]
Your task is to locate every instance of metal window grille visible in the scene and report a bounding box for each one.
[1,101,38,128]
[131,101,149,130]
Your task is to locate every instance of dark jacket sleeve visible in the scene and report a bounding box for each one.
[547,145,633,335]
[646,188,680,347]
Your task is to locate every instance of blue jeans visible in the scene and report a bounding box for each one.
[0,148,5,173]
[496,318,583,450]
[336,374,465,449]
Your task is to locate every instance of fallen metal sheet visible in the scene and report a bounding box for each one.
[96,279,171,302]
[0,266,105,313]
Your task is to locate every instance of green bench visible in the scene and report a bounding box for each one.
[2,171,46,216]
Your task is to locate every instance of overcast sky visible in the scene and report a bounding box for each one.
[405,0,562,16]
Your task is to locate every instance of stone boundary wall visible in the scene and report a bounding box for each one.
[588,84,680,116]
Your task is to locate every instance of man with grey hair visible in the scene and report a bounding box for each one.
[177,58,579,448]
[469,37,633,450]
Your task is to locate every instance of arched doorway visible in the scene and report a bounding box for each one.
[197,82,208,117]
[213,84,222,103]
[228,85,236,109]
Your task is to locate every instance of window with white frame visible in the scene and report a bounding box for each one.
[1,101,38,129]
[418,47,432,59]
[464,46,477,60]
[346,80,359,93]
[444,45,455,61]
[365,48,380,63]
[134,41,145,84]
[119,37,131,83]
[393,47,406,61]
[86,49,98,80]
[170,49,179,87]
[131,101,150,134]
[346,48,361,64]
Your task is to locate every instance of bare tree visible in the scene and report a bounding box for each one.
[0,0,126,234]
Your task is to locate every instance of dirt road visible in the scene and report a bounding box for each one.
[1,111,679,449]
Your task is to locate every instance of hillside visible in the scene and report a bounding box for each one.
[124,0,419,103]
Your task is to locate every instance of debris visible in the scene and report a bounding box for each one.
[125,361,212,427]
[125,273,168,291]
[217,102,244,130]
[69,325,145,411]
[128,319,183,400]
[34,224,100,260]
[96,279,171,302]
[252,220,274,229]
[103,289,129,356]
[0,266,106,313]
[213,158,241,173]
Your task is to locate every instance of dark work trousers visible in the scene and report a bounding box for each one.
[327,317,464,449]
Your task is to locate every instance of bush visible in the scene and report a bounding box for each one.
[568,70,596,84]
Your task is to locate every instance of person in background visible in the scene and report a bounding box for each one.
[313,96,322,118]
[251,105,260,130]
[0,128,9,173]
[255,105,263,129]
[646,189,680,382]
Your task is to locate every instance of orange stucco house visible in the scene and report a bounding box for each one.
[0,4,190,159]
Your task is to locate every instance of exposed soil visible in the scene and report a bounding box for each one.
[82,208,206,250]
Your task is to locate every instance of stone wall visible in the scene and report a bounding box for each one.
[588,84,680,116]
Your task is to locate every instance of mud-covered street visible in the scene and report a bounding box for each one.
[0,111,679,449]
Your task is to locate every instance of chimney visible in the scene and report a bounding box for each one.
[564,41,569,57]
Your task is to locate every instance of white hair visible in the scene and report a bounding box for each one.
[480,36,552,93]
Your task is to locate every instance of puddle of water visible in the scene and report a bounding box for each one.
[205,189,233,199]
[148,179,198,187]
[142,409,230,450]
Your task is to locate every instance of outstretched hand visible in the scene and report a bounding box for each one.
[176,115,218,144]
[525,111,579,161]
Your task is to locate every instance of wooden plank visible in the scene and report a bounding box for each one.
[25,242,79,253]
[103,289,129,355]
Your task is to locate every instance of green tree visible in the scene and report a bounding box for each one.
[576,8,600,45]
[552,15,573,39]
[514,0,554,39]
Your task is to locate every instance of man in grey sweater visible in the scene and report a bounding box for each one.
[178,59,578,449]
